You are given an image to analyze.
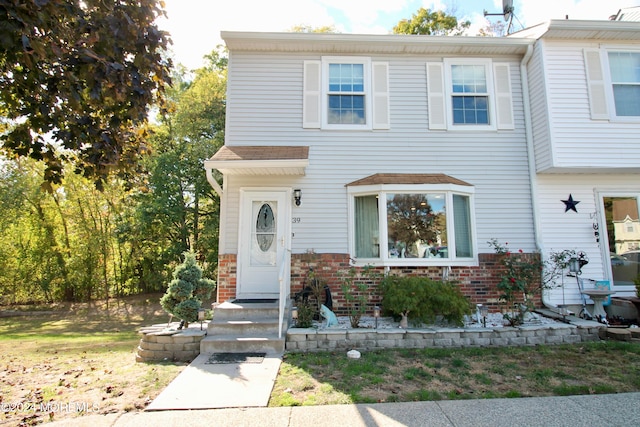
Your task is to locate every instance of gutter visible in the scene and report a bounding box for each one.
[519,44,555,310]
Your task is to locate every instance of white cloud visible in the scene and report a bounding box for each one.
[158,0,640,70]
[159,0,335,69]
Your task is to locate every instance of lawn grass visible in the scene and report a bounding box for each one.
[270,342,640,406]
[0,295,187,426]
[3,296,640,425]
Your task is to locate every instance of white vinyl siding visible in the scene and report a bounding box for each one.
[527,42,640,172]
[222,53,535,255]
[537,174,640,305]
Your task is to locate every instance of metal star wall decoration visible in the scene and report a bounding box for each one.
[562,194,580,213]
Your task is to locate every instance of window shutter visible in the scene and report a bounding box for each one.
[372,62,390,130]
[303,60,321,128]
[583,49,609,120]
[493,63,514,130]
[426,63,446,130]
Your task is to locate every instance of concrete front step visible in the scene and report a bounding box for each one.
[200,334,285,354]
[213,318,282,335]
[202,299,289,355]
[211,301,280,320]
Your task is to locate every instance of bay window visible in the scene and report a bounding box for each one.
[348,175,477,266]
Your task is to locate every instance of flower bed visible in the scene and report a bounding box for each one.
[285,312,604,352]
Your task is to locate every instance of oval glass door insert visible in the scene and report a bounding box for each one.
[256,203,275,252]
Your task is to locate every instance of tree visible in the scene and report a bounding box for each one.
[288,24,338,33]
[160,251,215,326]
[478,19,507,37]
[387,194,440,258]
[0,0,172,187]
[392,8,470,36]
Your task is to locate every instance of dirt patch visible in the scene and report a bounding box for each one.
[0,294,195,426]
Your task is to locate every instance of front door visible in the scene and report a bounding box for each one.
[237,190,289,299]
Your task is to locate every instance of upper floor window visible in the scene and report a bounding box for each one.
[608,51,640,117]
[328,63,365,125]
[303,57,389,130]
[450,64,489,125]
[584,48,640,121]
[427,59,514,131]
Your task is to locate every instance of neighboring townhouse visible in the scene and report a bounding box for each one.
[205,31,539,314]
[516,19,640,310]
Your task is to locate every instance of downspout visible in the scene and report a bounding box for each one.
[520,44,553,310]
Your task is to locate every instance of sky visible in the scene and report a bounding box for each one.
[157,0,639,70]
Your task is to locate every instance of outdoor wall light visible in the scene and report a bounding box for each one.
[479,304,489,327]
[198,308,206,330]
[293,189,302,206]
[373,306,380,329]
[568,257,581,274]
[569,252,589,275]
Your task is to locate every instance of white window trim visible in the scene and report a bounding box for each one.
[600,45,640,123]
[347,183,478,267]
[444,58,497,131]
[321,56,372,130]
[595,190,640,292]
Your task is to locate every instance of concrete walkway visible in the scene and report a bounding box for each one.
[146,352,283,410]
[50,392,640,426]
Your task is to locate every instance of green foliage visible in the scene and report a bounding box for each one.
[392,8,470,36]
[0,47,226,304]
[379,275,471,326]
[340,266,382,328]
[160,252,215,324]
[0,0,172,186]
[489,239,576,326]
[294,300,316,329]
[288,24,339,33]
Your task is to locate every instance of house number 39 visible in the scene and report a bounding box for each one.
[292,217,301,223]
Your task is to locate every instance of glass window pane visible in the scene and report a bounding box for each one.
[328,95,365,124]
[355,195,379,258]
[453,195,473,257]
[604,197,640,286]
[613,85,640,116]
[452,64,487,94]
[608,52,640,117]
[453,96,489,124]
[386,194,447,258]
[609,52,640,82]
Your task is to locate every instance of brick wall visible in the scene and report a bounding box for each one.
[216,254,237,303]
[215,252,542,315]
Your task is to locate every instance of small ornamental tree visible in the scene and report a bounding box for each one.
[160,252,216,327]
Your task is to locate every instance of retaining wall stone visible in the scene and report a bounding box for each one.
[285,320,604,352]
[136,323,206,363]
